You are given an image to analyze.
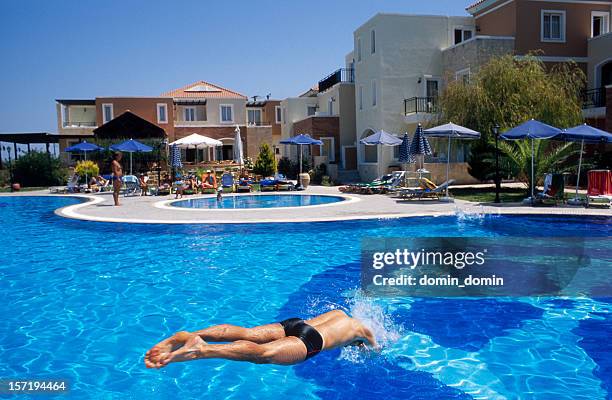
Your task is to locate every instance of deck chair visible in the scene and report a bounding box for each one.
[236,178,252,193]
[360,171,405,194]
[122,175,141,196]
[274,173,294,191]
[221,173,235,192]
[535,173,565,205]
[586,170,612,208]
[50,174,80,194]
[398,179,455,200]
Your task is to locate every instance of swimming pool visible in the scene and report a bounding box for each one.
[0,196,611,399]
[171,194,346,209]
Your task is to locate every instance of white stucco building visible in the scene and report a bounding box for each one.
[353,13,475,181]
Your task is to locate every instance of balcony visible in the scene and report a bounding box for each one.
[247,120,273,127]
[318,68,354,93]
[404,97,438,115]
[582,87,607,109]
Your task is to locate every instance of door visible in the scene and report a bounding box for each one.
[344,146,357,170]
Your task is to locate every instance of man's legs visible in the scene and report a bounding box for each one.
[155,334,307,368]
[113,180,121,206]
[193,323,285,344]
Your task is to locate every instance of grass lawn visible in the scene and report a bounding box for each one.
[451,187,528,203]
[0,186,47,193]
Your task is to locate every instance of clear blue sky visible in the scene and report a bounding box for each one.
[0,0,468,133]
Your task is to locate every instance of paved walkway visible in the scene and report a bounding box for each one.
[3,186,608,224]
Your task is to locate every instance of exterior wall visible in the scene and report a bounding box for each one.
[180,98,246,128]
[442,37,516,81]
[244,126,273,159]
[292,116,340,161]
[95,97,174,139]
[279,96,319,155]
[587,31,612,89]
[261,100,282,143]
[353,13,474,182]
[514,0,612,58]
[474,0,517,36]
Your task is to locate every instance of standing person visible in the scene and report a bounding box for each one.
[111,152,123,206]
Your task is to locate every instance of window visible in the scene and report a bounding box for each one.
[320,137,335,162]
[184,107,196,121]
[61,105,69,127]
[371,30,376,54]
[157,104,168,124]
[220,105,233,123]
[357,37,362,61]
[454,28,473,45]
[247,109,262,125]
[393,143,400,160]
[541,10,565,42]
[371,80,377,106]
[328,99,334,116]
[307,105,317,116]
[275,106,282,123]
[102,104,113,124]
[592,11,610,38]
[455,68,471,84]
[359,86,363,110]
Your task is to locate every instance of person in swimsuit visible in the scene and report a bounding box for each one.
[144,310,378,368]
[111,152,123,206]
[201,170,217,190]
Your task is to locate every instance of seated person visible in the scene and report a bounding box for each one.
[145,310,378,369]
[138,174,149,196]
[201,170,217,190]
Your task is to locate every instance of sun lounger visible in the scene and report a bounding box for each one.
[122,175,141,196]
[535,173,565,205]
[236,178,252,193]
[340,172,403,194]
[49,175,80,194]
[398,179,455,200]
[221,173,235,192]
[586,170,612,208]
[260,178,277,192]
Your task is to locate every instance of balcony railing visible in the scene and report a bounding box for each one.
[318,68,354,93]
[63,121,96,127]
[404,97,438,115]
[247,121,273,126]
[582,87,607,109]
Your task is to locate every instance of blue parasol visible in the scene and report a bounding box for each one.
[501,119,562,202]
[110,139,153,175]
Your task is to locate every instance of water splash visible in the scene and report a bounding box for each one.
[339,291,403,363]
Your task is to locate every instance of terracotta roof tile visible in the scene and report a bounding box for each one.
[161,80,247,99]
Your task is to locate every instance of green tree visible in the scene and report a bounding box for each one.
[253,143,277,177]
[439,54,584,191]
[12,151,68,187]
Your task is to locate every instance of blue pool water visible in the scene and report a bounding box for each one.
[172,194,345,209]
[0,196,611,399]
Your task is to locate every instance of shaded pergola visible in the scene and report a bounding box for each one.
[93,111,166,139]
[0,132,85,169]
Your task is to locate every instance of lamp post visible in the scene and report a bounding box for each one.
[157,138,168,192]
[2,145,14,192]
[494,123,501,203]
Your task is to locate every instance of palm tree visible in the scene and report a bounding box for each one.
[492,139,576,192]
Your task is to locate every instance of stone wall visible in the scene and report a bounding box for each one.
[441,37,515,82]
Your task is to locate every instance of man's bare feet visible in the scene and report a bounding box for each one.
[158,334,206,368]
[145,331,194,368]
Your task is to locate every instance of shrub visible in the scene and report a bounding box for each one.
[277,157,294,178]
[253,143,277,177]
[310,163,327,184]
[75,160,99,182]
[11,151,68,187]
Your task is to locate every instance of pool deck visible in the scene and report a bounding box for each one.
[3,186,610,224]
